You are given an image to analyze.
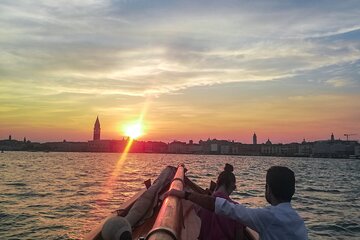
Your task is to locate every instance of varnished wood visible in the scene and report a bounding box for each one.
[148,165,185,240]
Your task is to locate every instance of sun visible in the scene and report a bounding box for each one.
[124,122,143,139]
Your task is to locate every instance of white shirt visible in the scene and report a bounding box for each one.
[215,198,308,240]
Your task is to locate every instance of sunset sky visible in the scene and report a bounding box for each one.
[1,0,359,143]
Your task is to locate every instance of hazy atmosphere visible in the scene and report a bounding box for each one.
[1,0,359,143]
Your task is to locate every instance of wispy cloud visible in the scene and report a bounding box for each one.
[326,78,351,88]
[1,0,359,141]
[1,0,359,97]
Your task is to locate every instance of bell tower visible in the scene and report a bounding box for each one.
[253,132,257,145]
[93,116,101,141]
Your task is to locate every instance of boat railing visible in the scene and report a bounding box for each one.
[146,164,185,240]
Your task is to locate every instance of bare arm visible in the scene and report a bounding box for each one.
[165,189,216,212]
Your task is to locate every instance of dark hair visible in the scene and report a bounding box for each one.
[266,166,295,202]
[217,163,236,189]
[120,231,132,240]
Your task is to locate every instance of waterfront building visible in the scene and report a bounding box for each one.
[188,142,203,154]
[220,145,231,154]
[298,140,313,157]
[261,143,281,155]
[88,139,121,152]
[280,143,299,156]
[199,139,233,154]
[313,140,357,158]
[0,138,40,151]
[43,141,89,152]
[354,145,360,157]
[168,141,188,153]
[236,143,261,155]
[144,141,168,153]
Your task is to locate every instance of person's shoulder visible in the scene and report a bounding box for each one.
[273,203,306,225]
[214,191,240,205]
[213,191,230,199]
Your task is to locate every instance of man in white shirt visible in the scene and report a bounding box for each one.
[166,166,308,240]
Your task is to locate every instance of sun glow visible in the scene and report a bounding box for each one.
[92,100,150,215]
[124,122,143,139]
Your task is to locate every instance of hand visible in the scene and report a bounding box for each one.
[163,189,185,199]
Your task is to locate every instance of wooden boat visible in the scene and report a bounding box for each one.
[85,165,259,240]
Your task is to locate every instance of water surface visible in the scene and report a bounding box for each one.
[0,152,359,239]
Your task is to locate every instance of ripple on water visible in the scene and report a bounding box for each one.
[236,192,254,197]
[5,182,27,187]
[0,152,359,239]
[17,191,53,198]
[304,187,342,194]
[310,223,359,237]
[54,204,94,213]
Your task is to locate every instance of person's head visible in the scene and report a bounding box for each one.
[265,166,295,205]
[216,163,236,195]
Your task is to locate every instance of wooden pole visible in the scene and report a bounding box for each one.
[146,164,185,240]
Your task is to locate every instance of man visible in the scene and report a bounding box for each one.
[166,166,308,240]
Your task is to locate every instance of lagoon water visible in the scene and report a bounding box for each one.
[0,152,359,239]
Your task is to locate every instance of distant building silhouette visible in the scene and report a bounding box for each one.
[1,130,358,158]
[253,133,257,145]
[331,133,335,141]
[93,116,101,141]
